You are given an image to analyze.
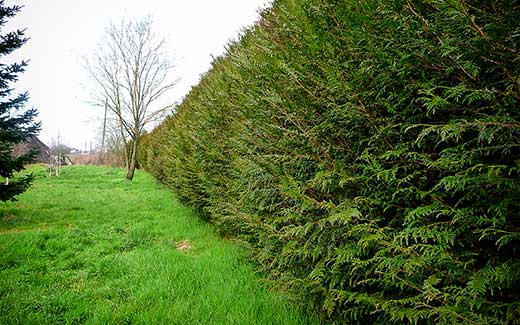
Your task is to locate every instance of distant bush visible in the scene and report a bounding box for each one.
[141,0,520,323]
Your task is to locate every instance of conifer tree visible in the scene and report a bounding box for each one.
[0,1,40,201]
[140,0,520,322]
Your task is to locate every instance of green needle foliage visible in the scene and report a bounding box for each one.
[140,0,520,323]
[0,0,40,201]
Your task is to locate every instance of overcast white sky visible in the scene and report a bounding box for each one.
[4,0,271,149]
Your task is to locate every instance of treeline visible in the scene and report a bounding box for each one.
[140,0,520,323]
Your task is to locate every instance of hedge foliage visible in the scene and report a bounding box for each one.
[140,0,520,323]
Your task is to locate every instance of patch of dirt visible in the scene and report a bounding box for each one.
[0,223,75,235]
[0,227,36,235]
[175,239,192,251]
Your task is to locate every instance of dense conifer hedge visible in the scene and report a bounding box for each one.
[140,0,520,323]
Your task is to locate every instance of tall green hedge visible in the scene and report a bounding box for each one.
[140,0,520,323]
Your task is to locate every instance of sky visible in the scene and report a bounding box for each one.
[3,0,272,149]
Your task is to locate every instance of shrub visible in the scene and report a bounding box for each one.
[142,0,520,323]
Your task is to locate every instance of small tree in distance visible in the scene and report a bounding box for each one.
[85,18,178,180]
[0,1,40,202]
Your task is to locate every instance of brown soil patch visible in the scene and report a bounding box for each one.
[175,240,192,251]
[0,227,38,235]
[0,223,75,235]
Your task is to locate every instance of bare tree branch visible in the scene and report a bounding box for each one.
[84,17,178,180]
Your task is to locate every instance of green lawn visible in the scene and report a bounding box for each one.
[0,165,317,324]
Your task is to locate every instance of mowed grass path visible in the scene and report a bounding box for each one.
[0,166,317,324]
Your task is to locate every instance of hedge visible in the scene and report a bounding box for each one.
[139,0,520,323]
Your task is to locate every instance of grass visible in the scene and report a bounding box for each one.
[0,165,318,324]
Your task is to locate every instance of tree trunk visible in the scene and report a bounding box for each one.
[119,121,129,169]
[126,137,138,180]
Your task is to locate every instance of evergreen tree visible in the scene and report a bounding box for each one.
[140,0,520,322]
[0,1,40,202]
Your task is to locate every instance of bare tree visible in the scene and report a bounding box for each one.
[85,18,177,180]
